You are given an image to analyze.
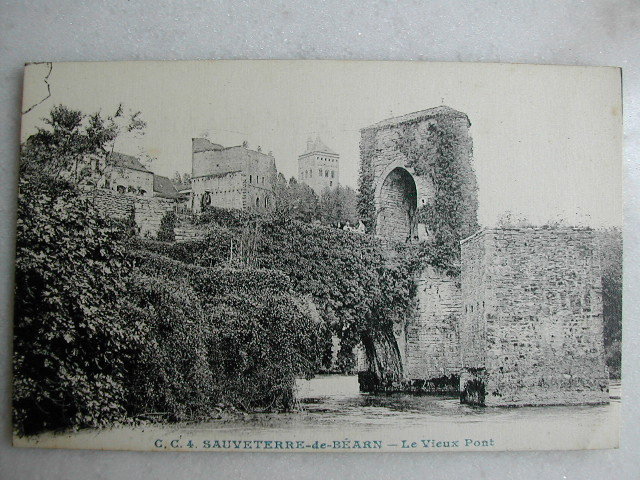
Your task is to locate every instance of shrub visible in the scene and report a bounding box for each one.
[157,210,176,242]
[124,250,321,417]
[147,215,416,371]
[13,179,140,435]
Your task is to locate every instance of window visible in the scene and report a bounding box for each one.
[318,169,322,176]
[331,171,335,178]
[255,197,260,207]
[330,181,333,187]
[249,175,252,183]
[262,177,264,184]
[325,170,329,177]
[264,197,268,208]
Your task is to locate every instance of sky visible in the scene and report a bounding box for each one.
[20,60,622,228]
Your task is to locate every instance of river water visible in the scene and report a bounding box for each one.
[177,374,620,437]
[19,374,621,451]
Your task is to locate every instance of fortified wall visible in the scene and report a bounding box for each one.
[459,228,609,406]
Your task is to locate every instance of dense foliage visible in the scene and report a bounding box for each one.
[272,173,359,226]
[356,129,378,234]
[140,208,416,371]
[123,251,321,417]
[13,179,139,435]
[599,228,622,379]
[13,182,323,434]
[394,121,479,274]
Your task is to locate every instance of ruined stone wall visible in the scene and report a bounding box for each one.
[90,188,135,220]
[460,228,609,406]
[91,188,203,241]
[403,266,462,385]
[191,172,244,213]
[134,197,175,238]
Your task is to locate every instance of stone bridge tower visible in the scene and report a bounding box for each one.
[358,107,608,407]
[358,106,478,393]
[360,106,477,242]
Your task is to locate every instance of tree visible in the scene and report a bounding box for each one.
[172,171,191,186]
[20,104,146,194]
[272,175,319,222]
[317,185,358,226]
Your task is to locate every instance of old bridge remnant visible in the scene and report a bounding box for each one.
[358,106,609,406]
[460,228,609,406]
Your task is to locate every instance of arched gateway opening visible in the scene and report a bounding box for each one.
[376,167,417,242]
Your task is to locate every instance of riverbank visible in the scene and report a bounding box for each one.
[14,376,620,452]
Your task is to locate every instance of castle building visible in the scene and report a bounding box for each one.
[105,152,154,197]
[191,138,277,213]
[298,136,339,194]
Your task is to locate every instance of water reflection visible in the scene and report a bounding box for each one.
[192,374,620,432]
[293,374,620,428]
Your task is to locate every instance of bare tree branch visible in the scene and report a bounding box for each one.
[22,62,53,115]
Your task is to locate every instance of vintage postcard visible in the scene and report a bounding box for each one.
[13,60,622,452]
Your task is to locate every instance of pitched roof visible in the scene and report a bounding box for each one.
[107,151,150,173]
[192,137,224,153]
[153,174,180,198]
[363,106,470,131]
[303,136,337,155]
[173,182,191,193]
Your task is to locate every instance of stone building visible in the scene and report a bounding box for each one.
[298,136,340,194]
[191,138,277,213]
[105,152,154,197]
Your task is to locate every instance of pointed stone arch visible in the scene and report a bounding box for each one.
[375,166,418,242]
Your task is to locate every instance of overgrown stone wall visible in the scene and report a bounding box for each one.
[90,188,135,219]
[459,228,609,406]
[358,106,478,241]
[403,266,461,383]
[90,189,176,239]
[134,197,175,238]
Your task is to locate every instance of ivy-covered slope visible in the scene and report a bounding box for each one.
[13,184,321,435]
[136,210,417,372]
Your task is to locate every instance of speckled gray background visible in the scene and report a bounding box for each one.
[1,1,639,478]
